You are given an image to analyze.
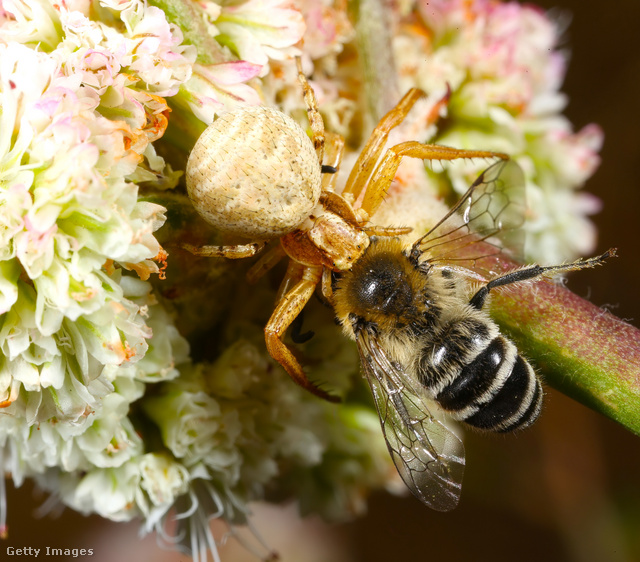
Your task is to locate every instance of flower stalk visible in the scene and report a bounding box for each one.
[492,281,640,436]
[350,0,400,120]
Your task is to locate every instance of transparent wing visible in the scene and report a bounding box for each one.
[355,328,465,511]
[412,159,526,276]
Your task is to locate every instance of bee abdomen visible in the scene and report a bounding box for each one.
[436,336,543,432]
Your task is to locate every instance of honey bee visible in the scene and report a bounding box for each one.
[332,159,614,510]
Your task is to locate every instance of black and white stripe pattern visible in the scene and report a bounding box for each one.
[418,321,543,433]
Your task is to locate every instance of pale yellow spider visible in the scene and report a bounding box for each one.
[183,61,506,401]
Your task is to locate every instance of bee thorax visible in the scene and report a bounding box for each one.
[358,266,416,314]
[333,238,428,332]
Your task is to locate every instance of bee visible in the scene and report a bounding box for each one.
[332,159,614,511]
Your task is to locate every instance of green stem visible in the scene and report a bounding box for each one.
[350,0,400,121]
[491,281,640,435]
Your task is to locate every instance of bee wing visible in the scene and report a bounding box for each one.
[356,328,465,511]
[413,159,526,276]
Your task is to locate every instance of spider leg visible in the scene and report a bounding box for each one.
[181,242,266,259]
[363,225,413,237]
[274,258,304,303]
[246,244,286,284]
[264,264,339,402]
[319,190,360,226]
[296,58,325,164]
[342,88,427,201]
[359,142,508,218]
[321,267,333,301]
[322,131,345,192]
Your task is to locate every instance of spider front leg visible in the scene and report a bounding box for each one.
[296,58,325,163]
[296,60,346,192]
[343,88,426,202]
[343,87,453,205]
[360,142,508,217]
[181,241,267,259]
[246,244,287,284]
[322,132,345,192]
[264,263,339,402]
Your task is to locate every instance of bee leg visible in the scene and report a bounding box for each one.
[180,242,266,259]
[290,312,314,344]
[469,249,617,310]
[264,265,340,402]
[359,143,508,218]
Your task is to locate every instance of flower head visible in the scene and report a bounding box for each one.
[392,0,603,262]
[214,0,306,70]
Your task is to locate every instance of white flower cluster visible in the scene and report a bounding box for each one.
[142,339,389,531]
[0,0,394,558]
[0,0,195,534]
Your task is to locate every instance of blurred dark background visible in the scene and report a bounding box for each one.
[551,0,640,324]
[4,1,640,561]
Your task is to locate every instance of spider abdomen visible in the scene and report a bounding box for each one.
[186,105,322,240]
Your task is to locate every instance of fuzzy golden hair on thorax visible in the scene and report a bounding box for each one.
[333,237,431,335]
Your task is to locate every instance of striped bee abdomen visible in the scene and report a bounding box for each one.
[418,320,543,433]
[464,352,543,433]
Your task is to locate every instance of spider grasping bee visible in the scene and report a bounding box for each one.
[183,60,614,510]
[184,60,506,402]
